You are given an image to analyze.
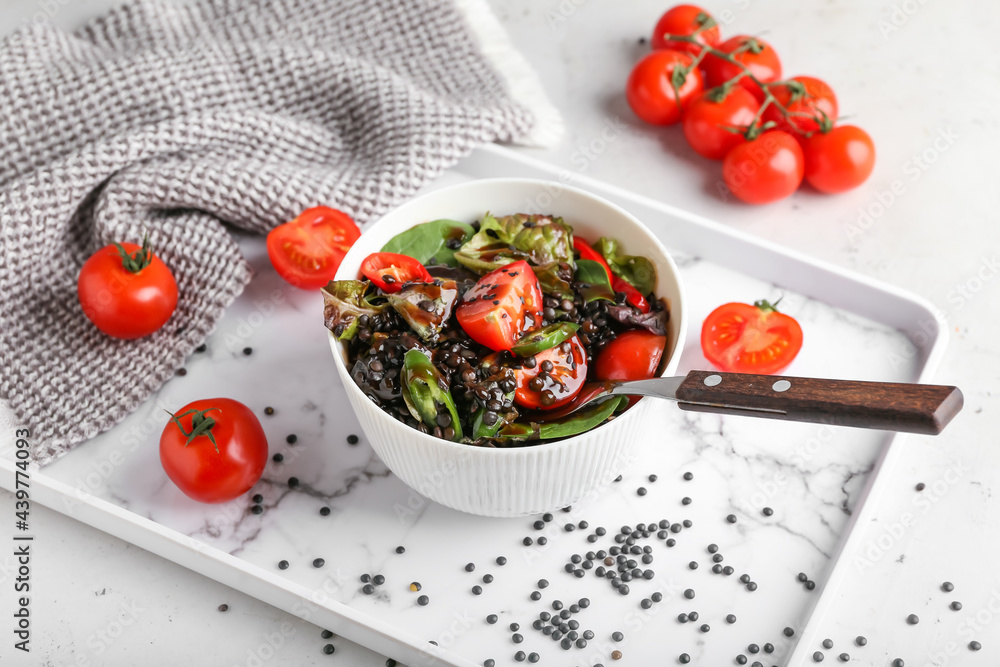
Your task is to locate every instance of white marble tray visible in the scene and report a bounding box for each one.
[0,145,947,667]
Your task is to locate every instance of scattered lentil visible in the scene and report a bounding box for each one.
[323,644,335,655]
[264,406,275,415]
[839,654,850,662]
[362,584,374,595]
[417,595,429,605]
[637,487,647,496]
[242,347,253,356]
[951,601,963,611]
[319,506,331,516]
[409,582,421,592]
[472,586,483,595]
[726,614,737,624]
[347,434,359,444]
[321,630,333,639]
[823,639,834,649]
[373,575,385,585]
[312,558,324,568]
[813,651,824,662]
[288,477,299,488]
[915,482,926,491]
[726,514,737,523]
[784,627,795,637]
[611,651,622,660]
[278,560,289,570]
[855,636,867,646]
[496,556,508,566]
[969,641,981,651]
[286,434,297,444]
[396,546,405,554]
[218,604,228,612]
[678,654,690,664]
[762,507,774,516]
[649,474,658,482]
[892,660,904,667]
[251,505,263,515]
[907,614,919,625]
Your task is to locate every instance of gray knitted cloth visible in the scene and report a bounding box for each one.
[0,0,561,466]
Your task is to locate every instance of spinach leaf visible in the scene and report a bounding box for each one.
[595,237,657,295]
[400,350,463,441]
[496,395,627,441]
[574,259,615,304]
[321,280,384,341]
[386,279,459,342]
[381,219,475,267]
[455,213,575,278]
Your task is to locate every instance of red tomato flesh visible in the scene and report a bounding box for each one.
[361,252,433,293]
[77,242,178,340]
[456,260,543,352]
[594,330,666,382]
[267,206,361,290]
[515,334,588,410]
[159,398,269,504]
[701,301,803,374]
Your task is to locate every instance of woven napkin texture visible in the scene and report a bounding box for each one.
[0,0,556,465]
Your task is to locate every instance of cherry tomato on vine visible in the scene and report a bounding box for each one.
[594,330,666,382]
[722,130,804,204]
[802,125,876,194]
[682,87,761,160]
[626,50,703,126]
[457,260,543,352]
[514,334,588,410]
[361,252,433,293]
[650,5,721,55]
[702,35,782,100]
[762,76,838,135]
[77,236,178,339]
[160,398,269,504]
[701,300,803,375]
[266,206,361,290]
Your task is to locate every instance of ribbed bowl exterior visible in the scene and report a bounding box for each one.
[329,179,686,517]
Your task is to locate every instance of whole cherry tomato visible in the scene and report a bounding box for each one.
[682,87,761,160]
[701,300,803,375]
[702,35,782,100]
[722,130,804,204]
[626,50,704,126]
[802,125,876,194]
[594,330,666,382]
[160,398,269,504]
[267,206,361,290]
[650,5,721,55]
[77,236,178,339]
[762,76,838,136]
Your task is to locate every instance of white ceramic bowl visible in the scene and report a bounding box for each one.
[329,179,686,517]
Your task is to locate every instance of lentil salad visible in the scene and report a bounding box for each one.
[322,212,669,446]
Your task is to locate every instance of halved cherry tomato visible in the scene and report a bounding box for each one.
[702,36,782,101]
[650,5,721,55]
[701,300,803,375]
[266,206,361,290]
[515,334,588,410]
[722,130,804,204]
[802,125,876,194]
[595,330,666,382]
[762,76,838,136]
[361,252,433,293]
[456,260,543,352]
[682,87,760,160]
[626,50,704,126]
[574,237,650,313]
[160,398,269,504]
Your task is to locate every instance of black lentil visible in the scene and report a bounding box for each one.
[839,654,849,662]
[218,604,228,612]
[538,537,548,545]
[737,656,748,665]
[762,507,774,516]
[688,612,699,622]
[637,487,647,496]
[321,630,333,639]
[409,582,421,591]
[726,514,737,523]
[417,595,429,605]
[486,614,498,624]
[746,581,758,592]
[278,560,289,570]
[512,633,523,643]
[726,614,736,623]
[264,406,275,415]
[748,644,759,653]
[812,651,824,662]
[523,537,533,546]
[319,506,331,516]
[288,477,299,488]
[612,631,624,642]
[763,643,774,653]
[855,636,867,646]
[530,591,541,601]
[483,574,494,584]
[740,574,751,583]
[362,584,374,594]
[679,654,690,664]
[528,653,540,663]
[533,520,545,530]
[784,627,795,637]
[681,497,692,505]
[312,558,324,568]
[906,614,919,624]
[472,586,483,595]
[514,651,525,662]
[798,572,808,582]
[396,546,405,554]
[683,472,694,480]
[969,641,981,651]
[892,660,904,667]
[323,644,335,654]
[822,639,833,649]
[678,613,688,623]
[689,561,698,570]
[347,434,359,445]
[242,347,253,356]
[806,580,816,590]
[723,566,734,575]
[251,505,263,515]
[916,482,926,491]
[951,601,963,610]
[496,556,507,566]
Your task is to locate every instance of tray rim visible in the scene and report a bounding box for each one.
[0,143,949,667]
